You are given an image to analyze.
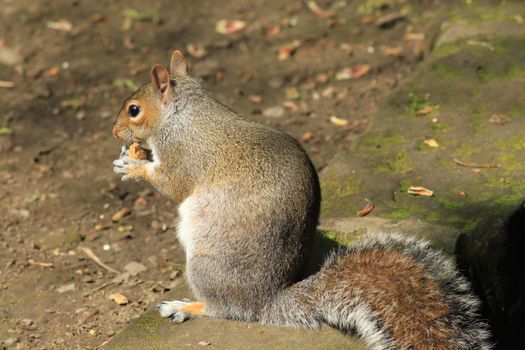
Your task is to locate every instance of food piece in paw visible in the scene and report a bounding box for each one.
[129,142,149,160]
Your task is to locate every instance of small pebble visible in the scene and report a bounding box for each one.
[263,106,285,118]
[57,283,76,293]
[3,337,19,347]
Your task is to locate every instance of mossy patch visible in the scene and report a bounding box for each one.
[373,150,413,174]
[387,209,411,219]
[476,66,492,84]
[432,42,461,58]
[320,174,363,217]
[407,92,432,116]
[504,62,524,79]
[436,195,465,210]
[358,131,405,154]
[319,229,365,247]
[431,61,464,79]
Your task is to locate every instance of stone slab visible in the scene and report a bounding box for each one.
[104,282,368,350]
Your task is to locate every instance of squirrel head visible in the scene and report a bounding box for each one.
[112,50,189,145]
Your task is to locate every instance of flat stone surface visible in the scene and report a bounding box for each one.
[104,283,368,350]
[319,217,459,254]
[320,16,525,231]
[319,2,525,347]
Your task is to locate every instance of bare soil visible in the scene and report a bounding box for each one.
[0,0,441,349]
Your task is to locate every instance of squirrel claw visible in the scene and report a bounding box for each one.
[119,144,128,158]
[113,155,149,182]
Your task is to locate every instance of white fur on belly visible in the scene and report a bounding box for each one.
[177,195,199,256]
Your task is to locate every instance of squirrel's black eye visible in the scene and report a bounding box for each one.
[128,104,140,117]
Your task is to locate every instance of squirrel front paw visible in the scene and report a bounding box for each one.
[113,146,150,182]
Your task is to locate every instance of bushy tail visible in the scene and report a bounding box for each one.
[261,233,492,350]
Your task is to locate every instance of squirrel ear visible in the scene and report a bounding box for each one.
[170,50,188,77]
[151,64,171,104]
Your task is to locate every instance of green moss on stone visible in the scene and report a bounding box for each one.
[463,218,481,232]
[408,92,431,115]
[476,67,492,83]
[436,196,464,210]
[433,42,461,58]
[373,150,413,174]
[388,209,411,219]
[504,62,524,79]
[319,230,365,246]
[431,62,463,78]
[358,131,405,153]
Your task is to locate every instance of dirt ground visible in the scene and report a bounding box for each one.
[0,0,442,349]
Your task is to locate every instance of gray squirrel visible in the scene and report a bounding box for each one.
[112,50,492,350]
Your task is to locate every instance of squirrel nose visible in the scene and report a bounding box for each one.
[112,124,121,139]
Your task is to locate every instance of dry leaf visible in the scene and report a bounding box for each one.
[382,46,403,56]
[29,260,54,268]
[90,14,107,23]
[265,25,281,38]
[356,202,375,217]
[307,1,335,19]
[488,113,511,125]
[375,12,405,28]
[403,33,424,41]
[335,65,371,80]
[417,106,433,116]
[423,139,439,148]
[215,19,246,34]
[0,127,13,135]
[315,73,329,84]
[42,66,60,78]
[285,87,300,100]
[186,43,207,58]
[339,43,353,55]
[458,191,468,198]
[283,101,299,111]
[112,208,131,222]
[123,36,135,50]
[466,40,495,51]
[407,186,434,197]
[278,40,301,61]
[198,342,211,346]
[330,116,349,126]
[0,81,15,88]
[248,95,262,103]
[299,131,314,142]
[108,293,129,305]
[453,159,501,169]
[47,20,73,32]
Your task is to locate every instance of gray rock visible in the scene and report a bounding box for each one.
[103,282,368,350]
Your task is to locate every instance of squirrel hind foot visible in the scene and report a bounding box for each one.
[156,300,206,323]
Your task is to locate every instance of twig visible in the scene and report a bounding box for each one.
[28,260,54,268]
[453,158,501,169]
[83,281,115,297]
[80,247,120,274]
